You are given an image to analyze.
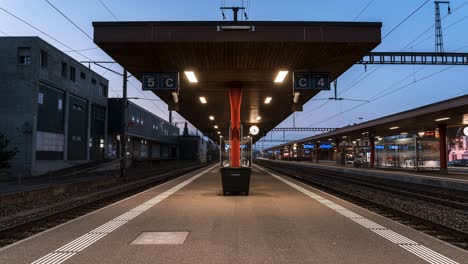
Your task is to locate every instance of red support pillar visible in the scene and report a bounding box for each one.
[438,123,448,174]
[229,87,242,168]
[369,136,375,168]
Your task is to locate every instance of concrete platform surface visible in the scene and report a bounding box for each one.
[0,164,466,264]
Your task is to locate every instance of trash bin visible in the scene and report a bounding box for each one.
[221,167,251,195]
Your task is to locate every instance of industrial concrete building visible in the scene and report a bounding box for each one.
[0,37,109,176]
[107,98,179,161]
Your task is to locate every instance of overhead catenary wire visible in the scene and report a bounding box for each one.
[98,0,119,21]
[308,65,456,127]
[0,29,8,35]
[0,7,94,61]
[400,0,468,51]
[63,47,100,53]
[353,0,375,21]
[44,0,93,41]
[297,0,463,129]
[382,0,430,40]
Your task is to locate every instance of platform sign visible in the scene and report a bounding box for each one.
[294,71,330,90]
[142,72,179,91]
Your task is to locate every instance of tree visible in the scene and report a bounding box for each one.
[0,132,17,169]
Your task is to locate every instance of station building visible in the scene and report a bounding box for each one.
[0,37,109,176]
[107,98,179,162]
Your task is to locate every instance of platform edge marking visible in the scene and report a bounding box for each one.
[255,165,461,264]
[28,164,216,264]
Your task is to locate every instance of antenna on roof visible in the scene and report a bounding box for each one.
[220,6,246,22]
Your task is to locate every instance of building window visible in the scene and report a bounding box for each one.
[18,47,31,65]
[70,67,76,82]
[61,62,67,78]
[91,78,97,85]
[80,72,86,79]
[99,83,108,97]
[92,104,106,121]
[72,103,83,111]
[40,50,48,68]
[36,131,64,152]
[38,92,44,105]
[58,99,63,111]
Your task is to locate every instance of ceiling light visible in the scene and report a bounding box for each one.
[418,131,425,137]
[220,135,223,138]
[264,97,272,104]
[214,125,218,129]
[342,136,347,138]
[256,116,261,121]
[400,132,408,135]
[184,71,198,83]
[328,138,333,141]
[199,97,207,104]
[209,116,214,120]
[274,70,289,83]
[434,117,450,122]
[217,131,221,134]
[389,126,399,130]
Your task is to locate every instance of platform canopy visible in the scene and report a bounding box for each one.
[93,21,381,142]
[264,94,468,151]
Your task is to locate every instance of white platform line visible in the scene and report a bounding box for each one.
[29,165,216,264]
[255,165,461,264]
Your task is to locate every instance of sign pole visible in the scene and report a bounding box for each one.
[121,69,128,180]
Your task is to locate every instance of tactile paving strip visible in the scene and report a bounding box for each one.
[30,165,216,264]
[256,165,460,264]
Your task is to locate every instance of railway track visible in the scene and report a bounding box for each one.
[255,160,468,250]
[0,163,213,248]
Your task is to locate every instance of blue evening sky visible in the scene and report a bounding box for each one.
[1,0,467,148]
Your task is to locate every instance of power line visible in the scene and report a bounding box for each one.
[400,0,468,51]
[382,0,430,40]
[44,0,93,41]
[0,29,8,35]
[308,65,456,127]
[299,1,465,125]
[63,47,100,52]
[353,0,375,21]
[0,7,93,61]
[98,0,119,21]
[128,79,169,118]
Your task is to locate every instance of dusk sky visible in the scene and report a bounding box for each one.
[1,0,467,149]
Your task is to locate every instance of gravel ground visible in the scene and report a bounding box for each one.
[327,179,468,232]
[257,161,468,234]
[0,162,201,229]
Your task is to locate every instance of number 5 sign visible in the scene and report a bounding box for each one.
[142,72,179,91]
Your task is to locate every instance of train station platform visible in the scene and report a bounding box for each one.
[1,165,466,264]
[262,159,468,192]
